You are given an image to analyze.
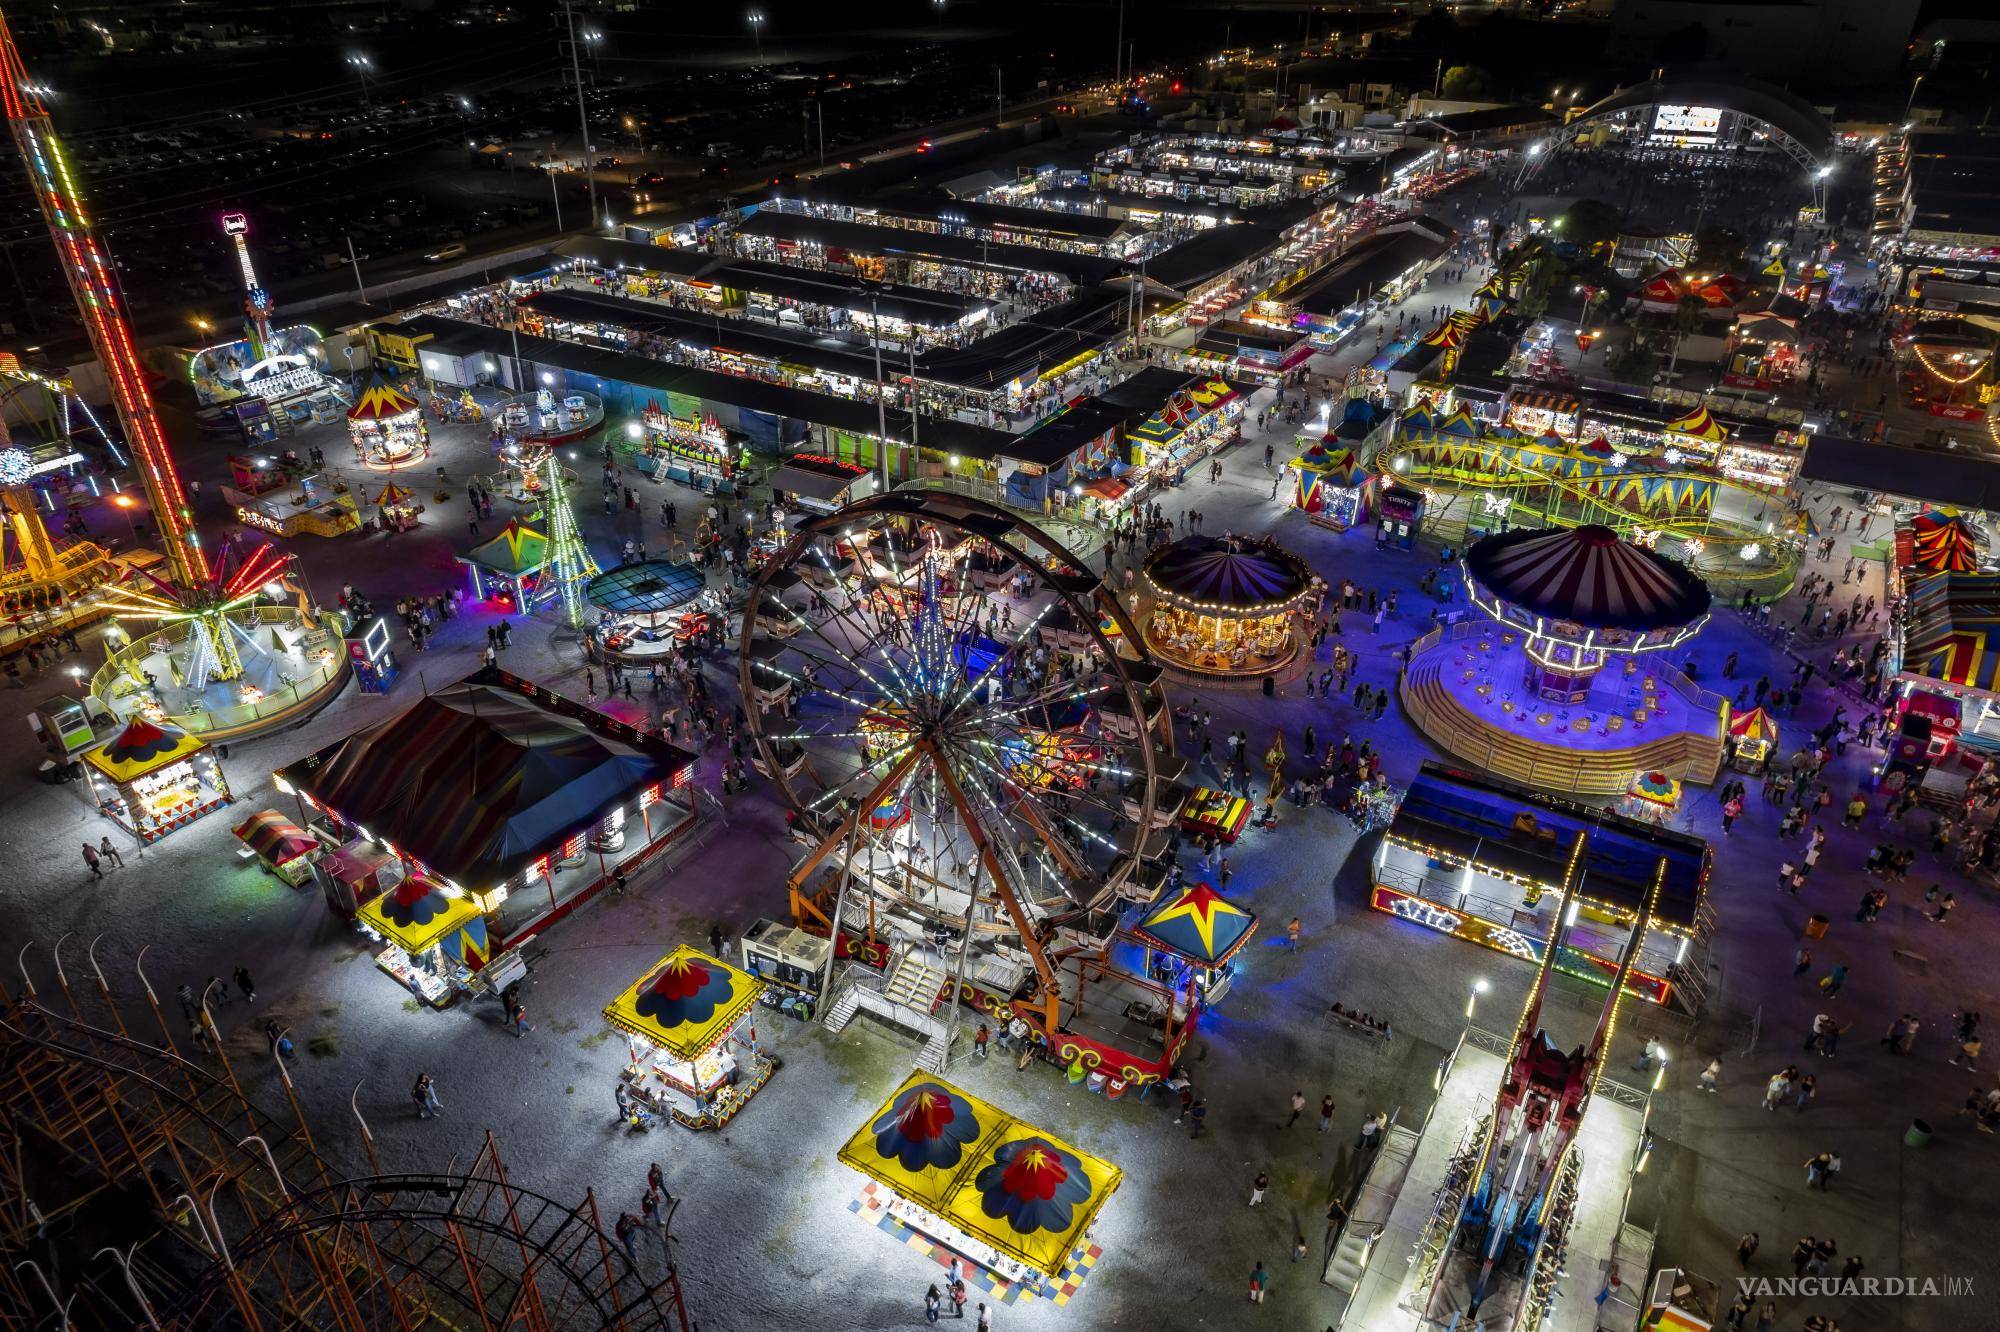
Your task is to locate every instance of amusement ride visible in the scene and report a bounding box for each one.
[741,492,1196,1087]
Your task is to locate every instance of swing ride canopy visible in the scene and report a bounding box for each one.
[1132,882,1258,967]
[279,669,693,892]
[371,482,413,507]
[1464,525,1711,633]
[837,1069,1123,1276]
[1142,535,1313,620]
[347,374,421,422]
[85,716,206,783]
[603,945,764,1061]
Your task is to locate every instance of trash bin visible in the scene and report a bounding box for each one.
[1905,1118,1933,1147]
[1804,914,1829,939]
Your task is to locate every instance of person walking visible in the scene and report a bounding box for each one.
[1319,1094,1335,1132]
[1284,1090,1306,1127]
[233,966,257,1002]
[1357,1112,1382,1151]
[973,1023,990,1060]
[1803,1151,1834,1190]
[1949,1033,1982,1068]
[1793,1072,1817,1111]
[1699,1058,1721,1093]
[948,1279,966,1319]
[925,1285,942,1324]
[647,1160,669,1204]
[1818,964,1849,999]
[1793,945,1813,978]
[975,1302,991,1332]
[513,1001,534,1038]
[615,1213,640,1266]
[1187,1099,1207,1138]
[1249,1171,1269,1206]
[1735,1232,1759,1269]
[1285,916,1302,951]
[81,842,103,880]
[1248,1262,1269,1304]
[413,1072,441,1119]
[98,835,124,868]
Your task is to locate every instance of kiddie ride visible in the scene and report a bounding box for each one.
[740,492,1195,1097]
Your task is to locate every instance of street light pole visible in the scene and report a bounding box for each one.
[560,0,599,227]
[749,10,765,59]
[347,54,372,108]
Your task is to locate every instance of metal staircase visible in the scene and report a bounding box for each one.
[883,952,950,1012]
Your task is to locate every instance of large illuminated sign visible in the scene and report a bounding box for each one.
[1652,105,1722,139]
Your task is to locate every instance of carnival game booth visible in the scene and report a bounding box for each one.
[1371,762,1713,1010]
[839,1070,1122,1297]
[637,401,741,493]
[1125,378,1242,486]
[277,667,698,957]
[232,808,323,886]
[83,717,233,844]
[1126,881,1256,1007]
[370,481,424,532]
[346,374,429,471]
[1141,534,1315,679]
[457,522,555,612]
[1292,438,1374,531]
[588,560,711,662]
[771,453,876,515]
[355,876,490,1007]
[1726,705,1779,774]
[604,944,775,1131]
[1180,787,1251,843]
[1888,571,2000,766]
[1897,319,1995,421]
[1725,311,1803,389]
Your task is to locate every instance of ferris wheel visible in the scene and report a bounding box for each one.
[739,493,1175,1012]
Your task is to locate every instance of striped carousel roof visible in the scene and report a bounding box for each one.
[1464,525,1711,632]
[1143,535,1312,615]
[1664,404,1727,443]
[346,374,420,422]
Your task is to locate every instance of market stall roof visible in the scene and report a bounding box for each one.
[1143,534,1312,615]
[1902,571,2000,696]
[358,878,485,956]
[85,717,205,783]
[1800,434,2000,511]
[233,810,319,866]
[460,522,550,578]
[1291,223,1454,317]
[836,1069,1122,1276]
[1464,524,1711,632]
[1904,508,1980,573]
[603,944,764,1061]
[1728,706,1777,742]
[1143,222,1283,296]
[1734,312,1802,345]
[279,668,694,892]
[1389,761,1710,927]
[1004,399,1128,468]
[1132,882,1258,966]
[731,210,1125,285]
[1295,441,1368,487]
[587,560,707,615]
[346,374,420,422]
[771,453,870,502]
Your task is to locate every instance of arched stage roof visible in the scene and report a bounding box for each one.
[1537,76,1835,173]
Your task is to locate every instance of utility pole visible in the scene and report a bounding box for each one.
[995,67,1004,128]
[561,0,599,228]
[870,292,891,490]
[345,235,369,304]
[1114,0,1124,87]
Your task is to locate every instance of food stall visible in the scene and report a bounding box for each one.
[1618,771,1682,825]
[586,559,711,662]
[1126,378,1242,484]
[1128,881,1257,1007]
[371,481,425,532]
[1726,706,1779,774]
[82,717,233,844]
[603,944,775,1131]
[346,374,430,470]
[1292,438,1375,531]
[456,521,555,611]
[232,809,323,886]
[1376,482,1426,550]
[355,877,489,1008]
[1141,534,1314,676]
[1724,312,1803,389]
[838,1070,1122,1296]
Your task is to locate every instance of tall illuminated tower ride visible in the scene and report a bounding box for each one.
[221,212,274,356]
[0,6,208,591]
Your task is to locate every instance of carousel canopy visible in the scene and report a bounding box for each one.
[1134,882,1258,966]
[461,522,550,577]
[357,878,485,957]
[1902,571,2000,696]
[603,945,763,1061]
[233,809,319,865]
[1464,524,1711,632]
[837,1069,1122,1276]
[346,374,420,422]
[85,716,205,783]
[282,672,692,891]
[588,560,707,615]
[1143,535,1312,617]
[1664,405,1727,444]
[1904,508,1978,574]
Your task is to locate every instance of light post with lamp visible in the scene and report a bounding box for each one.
[347,53,373,108]
[748,10,765,59]
[110,493,139,550]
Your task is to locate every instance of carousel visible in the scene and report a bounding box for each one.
[497,386,604,447]
[346,374,429,471]
[1141,534,1315,678]
[588,559,712,662]
[743,493,1197,1094]
[1402,524,1724,796]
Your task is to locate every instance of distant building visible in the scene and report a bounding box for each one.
[1607,0,1920,83]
